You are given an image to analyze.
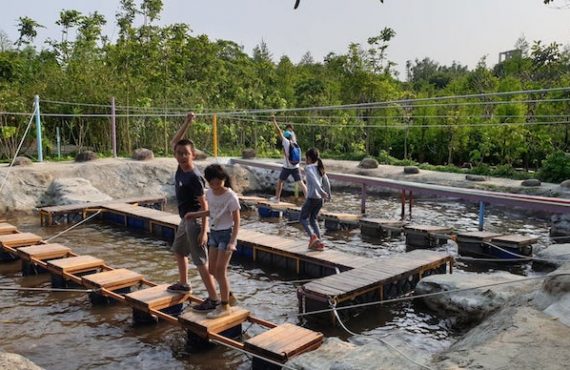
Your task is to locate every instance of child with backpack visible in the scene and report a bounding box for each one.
[270,116,307,203]
[300,148,331,251]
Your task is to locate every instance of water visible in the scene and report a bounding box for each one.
[0,191,552,369]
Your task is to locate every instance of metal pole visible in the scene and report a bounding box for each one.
[56,127,61,159]
[478,201,485,231]
[111,97,117,158]
[34,95,43,162]
[213,113,218,157]
[409,191,413,219]
[361,183,367,215]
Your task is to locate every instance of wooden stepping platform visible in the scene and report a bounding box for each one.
[257,200,296,211]
[102,203,180,231]
[39,195,166,226]
[491,234,539,247]
[17,243,72,261]
[0,232,43,248]
[320,211,360,231]
[82,268,144,291]
[47,255,105,274]
[125,284,189,312]
[245,323,324,363]
[404,224,452,249]
[238,195,267,208]
[179,307,250,339]
[359,218,406,238]
[300,250,453,308]
[0,223,17,235]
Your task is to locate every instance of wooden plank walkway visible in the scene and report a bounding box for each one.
[38,195,167,226]
[0,223,323,366]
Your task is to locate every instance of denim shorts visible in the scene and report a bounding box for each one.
[208,228,233,251]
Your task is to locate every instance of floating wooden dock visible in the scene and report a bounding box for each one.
[299,249,453,320]
[0,223,324,368]
[456,231,537,260]
[359,218,406,239]
[403,224,452,250]
[91,203,454,318]
[39,195,167,226]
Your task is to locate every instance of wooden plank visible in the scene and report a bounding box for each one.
[0,223,17,235]
[320,212,360,222]
[302,281,347,296]
[245,323,323,362]
[491,234,539,246]
[404,224,452,233]
[0,232,43,248]
[456,231,503,240]
[17,243,71,261]
[82,268,143,290]
[124,284,189,311]
[178,307,250,338]
[39,195,165,213]
[47,255,105,273]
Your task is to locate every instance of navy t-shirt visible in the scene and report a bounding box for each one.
[175,166,205,218]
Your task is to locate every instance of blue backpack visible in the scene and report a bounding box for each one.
[288,141,301,165]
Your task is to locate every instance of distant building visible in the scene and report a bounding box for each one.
[499,49,522,63]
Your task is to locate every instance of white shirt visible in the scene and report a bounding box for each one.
[206,188,240,230]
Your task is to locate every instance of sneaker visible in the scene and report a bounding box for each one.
[269,196,280,203]
[206,304,231,319]
[229,292,238,307]
[315,240,326,251]
[308,235,319,249]
[167,282,191,294]
[192,297,219,312]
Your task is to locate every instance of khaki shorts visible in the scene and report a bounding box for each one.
[171,218,207,266]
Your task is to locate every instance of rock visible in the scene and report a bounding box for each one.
[465,174,485,182]
[535,244,570,267]
[0,352,43,370]
[75,151,97,162]
[13,156,33,166]
[42,178,113,206]
[225,164,251,195]
[532,263,570,326]
[434,306,570,370]
[521,178,541,187]
[358,157,378,169]
[403,166,419,174]
[550,214,570,243]
[416,271,538,323]
[288,337,430,370]
[542,263,570,296]
[242,148,256,159]
[561,179,570,189]
[132,148,154,161]
[194,149,207,160]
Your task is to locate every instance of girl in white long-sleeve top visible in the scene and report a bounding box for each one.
[299,148,331,250]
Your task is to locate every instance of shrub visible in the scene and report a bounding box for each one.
[538,151,570,183]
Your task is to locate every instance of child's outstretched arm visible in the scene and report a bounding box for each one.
[227,209,240,251]
[171,112,196,150]
[271,115,284,138]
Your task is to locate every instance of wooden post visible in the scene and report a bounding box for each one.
[408,191,413,219]
[361,183,367,214]
[213,113,218,157]
[400,190,406,220]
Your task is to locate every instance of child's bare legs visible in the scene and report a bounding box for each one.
[210,248,233,303]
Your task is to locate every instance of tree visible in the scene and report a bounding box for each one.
[15,16,44,49]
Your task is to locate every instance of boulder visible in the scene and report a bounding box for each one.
[535,244,570,267]
[550,214,570,243]
[0,352,43,370]
[42,178,113,206]
[561,179,570,189]
[358,157,379,169]
[434,306,570,370]
[225,164,251,195]
[465,174,485,182]
[132,148,154,161]
[521,178,541,187]
[242,148,256,159]
[403,166,420,174]
[13,156,33,166]
[194,149,207,160]
[532,263,570,326]
[416,271,538,323]
[75,151,97,162]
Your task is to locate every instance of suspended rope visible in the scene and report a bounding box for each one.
[44,210,102,243]
[0,109,37,194]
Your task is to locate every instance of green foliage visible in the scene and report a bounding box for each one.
[538,151,570,183]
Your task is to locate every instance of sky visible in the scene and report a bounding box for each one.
[0,0,568,78]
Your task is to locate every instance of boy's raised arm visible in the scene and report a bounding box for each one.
[271,115,283,138]
[171,112,196,150]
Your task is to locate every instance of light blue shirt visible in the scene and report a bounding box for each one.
[305,164,331,200]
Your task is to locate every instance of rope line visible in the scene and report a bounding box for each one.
[0,110,37,194]
[44,210,102,243]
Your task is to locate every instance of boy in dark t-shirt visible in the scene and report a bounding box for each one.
[167,112,219,311]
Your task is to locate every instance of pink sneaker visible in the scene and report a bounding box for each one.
[308,234,319,249]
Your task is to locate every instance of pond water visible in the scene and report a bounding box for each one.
[0,191,552,369]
